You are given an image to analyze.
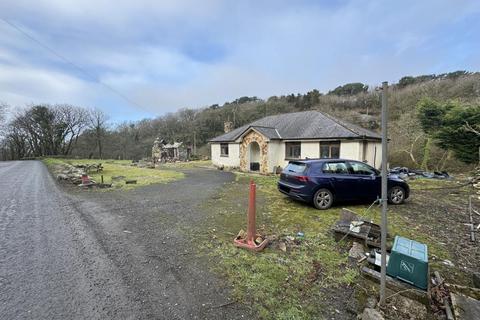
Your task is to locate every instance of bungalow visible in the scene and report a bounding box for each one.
[209,111,382,174]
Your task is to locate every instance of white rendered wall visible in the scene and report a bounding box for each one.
[211,143,240,168]
[301,141,320,159]
[339,141,361,160]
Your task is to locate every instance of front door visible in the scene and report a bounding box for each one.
[347,161,381,200]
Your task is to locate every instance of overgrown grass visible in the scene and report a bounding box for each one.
[43,158,184,190]
[157,160,212,169]
[407,176,458,191]
[199,173,456,319]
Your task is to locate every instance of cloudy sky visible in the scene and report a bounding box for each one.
[1,1,479,121]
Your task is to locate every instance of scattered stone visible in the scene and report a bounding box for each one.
[451,293,480,320]
[473,272,480,289]
[236,229,246,239]
[365,296,377,309]
[442,259,455,267]
[387,294,427,320]
[56,174,69,180]
[278,242,287,252]
[360,308,384,320]
[349,241,365,260]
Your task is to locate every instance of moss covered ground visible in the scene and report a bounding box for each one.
[196,173,474,319]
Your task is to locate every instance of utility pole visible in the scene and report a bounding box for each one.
[379,81,389,306]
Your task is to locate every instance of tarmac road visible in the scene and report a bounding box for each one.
[0,161,249,320]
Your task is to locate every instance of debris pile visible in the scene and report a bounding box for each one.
[152,137,192,163]
[72,163,103,173]
[430,272,454,319]
[54,162,110,188]
[332,208,387,248]
[56,163,87,185]
[272,232,305,252]
[389,167,451,180]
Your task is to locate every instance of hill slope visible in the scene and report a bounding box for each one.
[70,71,480,170]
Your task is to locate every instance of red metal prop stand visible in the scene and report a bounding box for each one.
[234,179,269,252]
[81,174,90,185]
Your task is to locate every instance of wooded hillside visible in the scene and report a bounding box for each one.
[1,71,479,171]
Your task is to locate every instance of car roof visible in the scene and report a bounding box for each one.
[289,158,357,164]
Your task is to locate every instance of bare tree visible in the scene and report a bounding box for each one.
[88,108,109,159]
[389,112,424,167]
[0,103,6,126]
[55,105,89,155]
[465,121,480,165]
[465,121,480,136]
[0,104,90,160]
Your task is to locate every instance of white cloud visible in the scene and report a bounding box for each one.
[0,0,479,119]
[0,63,92,105]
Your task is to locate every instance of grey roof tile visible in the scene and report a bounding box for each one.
[209,111,381,142]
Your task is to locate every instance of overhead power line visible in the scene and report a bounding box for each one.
[1,18,148,111]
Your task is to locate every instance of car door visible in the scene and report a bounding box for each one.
[347,161,381,200]
[321,161,358,201]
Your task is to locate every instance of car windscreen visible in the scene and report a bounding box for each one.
[285,162,307,174]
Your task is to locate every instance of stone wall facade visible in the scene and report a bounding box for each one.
[239,130,269,174]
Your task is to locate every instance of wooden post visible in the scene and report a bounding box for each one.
[469,196,476,242]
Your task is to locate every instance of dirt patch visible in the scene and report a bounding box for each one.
[393,180,479,286]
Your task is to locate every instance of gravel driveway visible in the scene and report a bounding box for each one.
[0,160,250,320]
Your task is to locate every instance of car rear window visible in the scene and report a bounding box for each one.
[285,162,307,174]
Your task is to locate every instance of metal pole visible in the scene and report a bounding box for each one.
[379,81,389,306]
[247,179,257,245]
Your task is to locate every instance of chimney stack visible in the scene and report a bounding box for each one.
[224,121,233,133]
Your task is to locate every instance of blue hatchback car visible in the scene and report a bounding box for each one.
[278,159,410,210]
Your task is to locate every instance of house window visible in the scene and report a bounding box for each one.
[220,143,229,157]
[320,141,340,158]
[285,142,301,159]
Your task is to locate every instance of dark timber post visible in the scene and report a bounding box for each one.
[379,81,389,306]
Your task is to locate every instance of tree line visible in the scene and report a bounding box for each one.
[0,105,108,160]
[0,70,479,170]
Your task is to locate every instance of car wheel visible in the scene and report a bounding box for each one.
[313,188,333,210]
[388,186,405,205]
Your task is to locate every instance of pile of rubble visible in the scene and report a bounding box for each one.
[54,162,110,188]
[56,163,87,185]
[72,163,103,174]
[389,167,451,180]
